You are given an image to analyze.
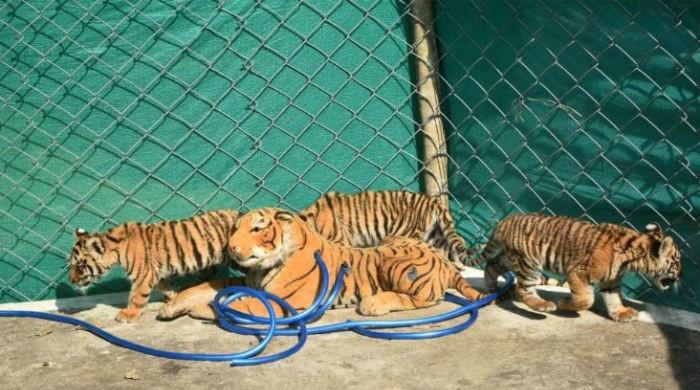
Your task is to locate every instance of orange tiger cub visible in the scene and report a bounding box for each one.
[480,214,681,321]
[67,209,238,322]
[300,191,474,268]
[158,208,485,320]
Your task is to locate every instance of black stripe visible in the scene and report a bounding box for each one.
[371,193,381,243]
[171,222,186,271]
[411,258,438,292]
[283,262,318,288]
[379,192,390,238]
[139,225,151,266]
[105,233,123,243]
[185,224,204,270]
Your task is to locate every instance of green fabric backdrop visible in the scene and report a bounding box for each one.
[1,0,698,313]
[0,0,420,302]
[435,0,699,312]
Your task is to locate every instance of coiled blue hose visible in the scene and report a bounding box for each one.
[0,251,514,366]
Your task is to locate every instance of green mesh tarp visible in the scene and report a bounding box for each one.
[435,0,699,312]
[0,0,420,302]
[1,0,698,314]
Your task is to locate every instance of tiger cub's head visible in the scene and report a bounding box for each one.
[644,223,682,291]
[67,228,116,288]
[228,208,304,270]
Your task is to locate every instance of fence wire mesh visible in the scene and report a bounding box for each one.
[0,0,698,313]
[435,0,699,312]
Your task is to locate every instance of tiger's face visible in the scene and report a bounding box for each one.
[67,229,110,288]
[228,208,296,270]
[645,224,682,291]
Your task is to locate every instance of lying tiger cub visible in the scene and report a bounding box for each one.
[158,208,485,320]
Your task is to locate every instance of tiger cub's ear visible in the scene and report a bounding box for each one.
[274,210,295,222]
[644,223,661,234]
[644,223,664,240]
[658,236,675,257]
[644,223,664,256]
[75,228,88,238]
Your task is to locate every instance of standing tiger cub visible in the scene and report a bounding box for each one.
[158,208,485,320]
[480,214,681,322]
[300,190,474,269]
[67,209,238,322]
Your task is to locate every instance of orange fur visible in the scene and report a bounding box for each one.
[300,191,473,268]
[479,214,682,321]
[159,208,485,320]
[67,209,238,322]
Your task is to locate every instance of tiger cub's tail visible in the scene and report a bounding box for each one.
[450,271,487,302]
[429,206,477,269]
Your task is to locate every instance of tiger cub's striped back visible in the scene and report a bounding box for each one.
[67,209,238,322]
[480,213,681,321]
[300,190,473,268]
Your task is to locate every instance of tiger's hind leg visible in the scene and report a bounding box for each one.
[556,271,594,312]
[359,251,459,316]
[515,279,557,312]
[357,291,438,316]
[482,239,512,298]
[511,253,556,312]
[484,254,510,293]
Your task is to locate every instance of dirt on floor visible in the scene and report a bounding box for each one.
[1,289,699,390]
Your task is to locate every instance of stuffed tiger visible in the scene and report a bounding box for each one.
[157,208,486,320]
[479,213,682,321]
[67,209,238,322]
[299,190,474,268]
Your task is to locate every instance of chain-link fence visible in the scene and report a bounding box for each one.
[436,0,699,313]
[1,0,698,313]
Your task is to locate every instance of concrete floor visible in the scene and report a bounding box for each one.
[1,290,699,390]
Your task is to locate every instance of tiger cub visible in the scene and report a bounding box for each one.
[300,190,474,268]
[67,209,238,322]
[480,213,681,321]
[158,208,485,320]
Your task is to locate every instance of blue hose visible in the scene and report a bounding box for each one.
[0,251,514,366]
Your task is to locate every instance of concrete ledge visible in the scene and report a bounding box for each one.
[1,268,698,332]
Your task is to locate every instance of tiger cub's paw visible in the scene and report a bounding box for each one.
[358,297,391,316]
[157,302,184,320]
[115,308,142,323]
[528,299,557,312]
[610,307,639,322]
[162,291,177,303]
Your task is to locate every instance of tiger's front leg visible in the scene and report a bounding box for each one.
[158,277,244,320]
[224,297,286,318]
[357,291,438,316]
[156,279,177,303]
[116,275,156,323]
[600,279,638,322]
[557,271,594,312]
